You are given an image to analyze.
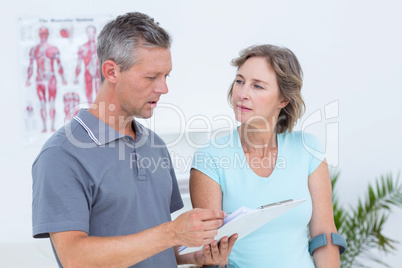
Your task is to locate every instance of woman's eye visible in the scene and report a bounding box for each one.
[147,77,156,80]
[254,84,264,89]
[235,80,244,84]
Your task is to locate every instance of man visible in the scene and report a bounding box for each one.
[26,27,67,133]
[32,12,236,267]
[74,25,101,105]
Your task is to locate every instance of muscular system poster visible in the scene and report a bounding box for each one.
[19,15,112,146]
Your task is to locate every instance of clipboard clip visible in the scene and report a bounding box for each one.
[258,199,294,209]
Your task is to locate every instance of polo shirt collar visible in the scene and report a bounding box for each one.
[131,117,149,144]
[73,109,148,146]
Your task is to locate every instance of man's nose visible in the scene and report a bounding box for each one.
[155,78,169,94]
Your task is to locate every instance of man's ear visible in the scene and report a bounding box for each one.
[102,60,119,84]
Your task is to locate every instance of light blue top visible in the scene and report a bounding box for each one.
[192,129,325,268]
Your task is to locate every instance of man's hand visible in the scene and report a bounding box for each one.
[194,234,238,266]
[172,208,225,247]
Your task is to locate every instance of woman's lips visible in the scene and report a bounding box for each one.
[237,104,252,111]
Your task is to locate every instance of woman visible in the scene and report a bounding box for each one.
[190,44,341,267]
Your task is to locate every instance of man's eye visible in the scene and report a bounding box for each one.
[147,77,156,80]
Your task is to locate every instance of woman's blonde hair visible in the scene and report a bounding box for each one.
[228,44,305,133]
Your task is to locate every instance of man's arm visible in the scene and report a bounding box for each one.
[74,46,83,84]
[51,208,224,268]
[26,47,35,86]
[52,46,67,85]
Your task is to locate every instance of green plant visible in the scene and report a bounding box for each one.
[331,172,402,268]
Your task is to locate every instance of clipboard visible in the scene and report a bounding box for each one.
[178,198,306,255]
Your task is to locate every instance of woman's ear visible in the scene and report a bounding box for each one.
[102,60,119,84]
[279,98,290,109]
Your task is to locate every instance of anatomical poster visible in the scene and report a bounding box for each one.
[19,15,113,146]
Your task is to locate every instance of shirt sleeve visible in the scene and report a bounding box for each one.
[191,145,221,185]
[32,146,91,238]
[167,153,184,213]
[302,133,326,176]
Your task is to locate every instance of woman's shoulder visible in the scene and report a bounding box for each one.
[213,130,235,145]
[280,130,321,152]
[196,129,238,154]
[281,130,319,143]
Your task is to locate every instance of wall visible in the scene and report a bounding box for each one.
[1,0,401,267]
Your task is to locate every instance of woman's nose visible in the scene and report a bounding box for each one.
[238,84,250,100]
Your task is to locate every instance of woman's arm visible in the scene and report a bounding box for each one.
[189,168,237,267]
[308,159,340,267]
[190,168,223,211]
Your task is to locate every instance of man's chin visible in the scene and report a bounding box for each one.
[133,112,153,120]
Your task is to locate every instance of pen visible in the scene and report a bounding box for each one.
[259,199,294,209]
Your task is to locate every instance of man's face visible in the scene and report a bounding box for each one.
[114,46,172,119]
[86,26,96,42]
[39,28,49,42]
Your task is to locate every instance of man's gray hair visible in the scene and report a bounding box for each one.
[97,12,171,82]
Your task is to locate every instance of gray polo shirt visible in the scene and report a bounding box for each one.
[32,109,183,267]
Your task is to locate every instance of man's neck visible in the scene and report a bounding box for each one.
[89,100,136,140]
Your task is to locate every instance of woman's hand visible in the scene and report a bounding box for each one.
[194,234,238,267]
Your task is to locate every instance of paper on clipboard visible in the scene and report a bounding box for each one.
[178,198,306,255]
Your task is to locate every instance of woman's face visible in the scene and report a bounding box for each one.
[232,56,288,128]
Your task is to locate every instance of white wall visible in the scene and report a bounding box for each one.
[1,0,401,267]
